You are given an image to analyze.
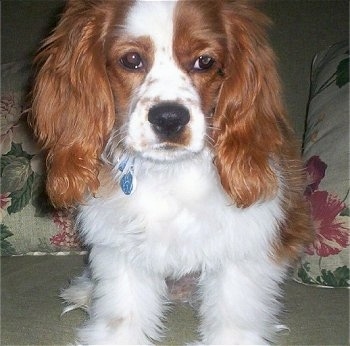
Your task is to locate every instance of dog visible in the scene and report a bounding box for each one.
[31,0,312,344]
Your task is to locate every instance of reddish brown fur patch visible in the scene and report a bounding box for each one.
[173,1,284,207]
[173,1,226,116]
[30,0,133,208]
[210,1,285,208]
[95,165,118,199]
[274,145,314,261]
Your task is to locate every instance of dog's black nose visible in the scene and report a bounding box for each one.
[148,103,190,138]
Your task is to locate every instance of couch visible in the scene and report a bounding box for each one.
[1,1,349,345]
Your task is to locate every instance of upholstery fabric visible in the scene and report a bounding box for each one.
[296,41,349,287]
[1,255,349,345]
[1,62,80,255]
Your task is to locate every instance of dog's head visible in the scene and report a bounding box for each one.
[31,0,290,208]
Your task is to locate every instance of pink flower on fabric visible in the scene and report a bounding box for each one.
[0,193,11,210]
[304,155,327,196]
[0,193,12,222]
[305,190,349,257]
[50,210,81,249]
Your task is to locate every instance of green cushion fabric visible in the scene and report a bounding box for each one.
[1,61,81,255]
[1,255,349,345]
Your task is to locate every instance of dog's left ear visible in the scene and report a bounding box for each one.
[213,1,291,208]
[30,1,116,208]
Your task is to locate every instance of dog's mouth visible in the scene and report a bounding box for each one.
[138,143,197,163]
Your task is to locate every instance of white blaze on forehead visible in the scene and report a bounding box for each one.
[122,0,206,159]
[125,0,177,45]
[124,1,181,97]
[124,0,192,102]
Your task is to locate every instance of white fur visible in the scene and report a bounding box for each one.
[63,150,288,344]
[62,1,290,344]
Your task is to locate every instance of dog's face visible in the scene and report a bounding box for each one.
[105,1,226,162]
[32,0,289,208]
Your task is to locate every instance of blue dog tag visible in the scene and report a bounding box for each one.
[120,171,134,195]
[117,154,136,195]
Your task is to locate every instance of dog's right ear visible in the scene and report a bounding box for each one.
[30,1,116,208]
[213,1,289,208]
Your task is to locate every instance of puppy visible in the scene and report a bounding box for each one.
[31,0,312,344]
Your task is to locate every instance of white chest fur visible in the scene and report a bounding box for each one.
[78,151,283,277]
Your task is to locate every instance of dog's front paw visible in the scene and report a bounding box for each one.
[201,329,269,345]
[186,341,203,346]
[77,319,154,345]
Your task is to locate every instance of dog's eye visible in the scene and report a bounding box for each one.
[193,55,215,71]
[120,52,144,70]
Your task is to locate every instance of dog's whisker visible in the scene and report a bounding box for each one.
[204,133,215,144]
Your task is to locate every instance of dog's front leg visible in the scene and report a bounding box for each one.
[198,260,286,345]
[77,246,168,345]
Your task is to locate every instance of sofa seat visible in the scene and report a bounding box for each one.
[1,255,349,345]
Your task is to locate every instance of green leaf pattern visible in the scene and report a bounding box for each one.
[2,64,83,255]
[7,172,35,214]
[1,156,32,193]
[0,224,16,256]
[335,54,349,88]
[1,91,46,254]
[312,48,349,98]
[298,262,349,287]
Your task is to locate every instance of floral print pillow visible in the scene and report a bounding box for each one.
[1,61,81,255]
[295,41,349,287]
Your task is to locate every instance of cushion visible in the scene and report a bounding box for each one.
[2,255,350,345]
[295,41,349,287]
[1,61,81,255]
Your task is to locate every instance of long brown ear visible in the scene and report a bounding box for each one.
[30,1,115,208]
[214,1,290,208]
